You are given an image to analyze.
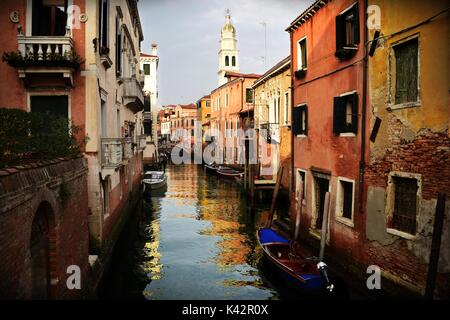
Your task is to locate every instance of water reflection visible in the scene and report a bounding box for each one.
[101,164,291,300]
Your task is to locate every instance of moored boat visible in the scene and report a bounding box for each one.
[204,162,219,172]
[216,166,244,179]
[257,227,334,294]
[142,171,167,193]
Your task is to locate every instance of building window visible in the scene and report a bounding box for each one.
[335,2,359,59]
[225,56,229,67]
[99,0,109,50]
[394,37,419,105]
[336,178,355,224]
[30,95,69,119]
[115,16,122,76]
[313,174,330,230]
[245,88,253,103]
[206,100,210,107]
[333,92,358,134]
[32,0,68,36]
[232,56,236,67]
[293,104,307,135]
[191,119,194,126]
[392,176,418,235]
[297,38,307,70]
[296,169,306,203]
[283,92,290,125]
[225,93,228,106]
[143,63,150,75]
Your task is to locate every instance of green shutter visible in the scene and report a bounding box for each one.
[293,107,300,135]
[351,92,358,133]
[395,38,418,104]
[335,14,345,51]
[333,97,345,134]
[353,2,360,45]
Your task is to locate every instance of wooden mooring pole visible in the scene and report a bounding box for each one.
[425,192,446,299]
[319,192,331,261]
[266,166,284,228]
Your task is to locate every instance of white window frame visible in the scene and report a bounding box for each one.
[283,91,290,126]
[385,171,422,240]
[295,169,307,206]
[297,36,307,71]
[335,177,355,228]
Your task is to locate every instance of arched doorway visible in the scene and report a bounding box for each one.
[30,202,53,299]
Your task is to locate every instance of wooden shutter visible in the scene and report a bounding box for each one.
[335,14,345,51]
[352,2,360,45]
[333,96,345,134]
[395,38,418,104]
[351,92,358,133]
[292,107,300,135]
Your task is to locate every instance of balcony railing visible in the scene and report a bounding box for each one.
[123,78,145,113]
[101,138,123,168]
[17,35,74,61]
[122,137,133,160]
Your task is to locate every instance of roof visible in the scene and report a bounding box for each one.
[178,104,197,109]
[225,71,261,79]
[252,56,291,88]
[285,0,329,32]
[140,52,158,58]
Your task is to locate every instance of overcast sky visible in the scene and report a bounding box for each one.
[138,0,314,107]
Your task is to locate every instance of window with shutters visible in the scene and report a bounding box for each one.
[246,88,253,103]
[333,92,358,135]
[393,37,419,105]
[335,2,360,60]
[99,0,109,51]
[32,0,68,36]
[116,16,122,76]
[293,104,307,136]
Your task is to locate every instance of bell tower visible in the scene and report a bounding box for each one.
[218,10,239,86]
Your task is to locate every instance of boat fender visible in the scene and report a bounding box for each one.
[317,262,334,292]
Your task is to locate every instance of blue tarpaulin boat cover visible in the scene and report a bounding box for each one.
[259,228,289,244]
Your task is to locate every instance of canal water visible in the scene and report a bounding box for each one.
[99,165,325,300]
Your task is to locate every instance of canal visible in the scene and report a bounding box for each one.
[99,164,354,300]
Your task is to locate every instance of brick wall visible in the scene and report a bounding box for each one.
[0,157,90,299]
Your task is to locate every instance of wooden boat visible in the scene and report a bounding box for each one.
[216,166,244,179]
[142,171,167,192]
[204,162,219,172]
[257,227,334,293]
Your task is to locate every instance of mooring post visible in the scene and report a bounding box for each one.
[425,192,446,299]
[319,192,330,261]
[294,180,303,241]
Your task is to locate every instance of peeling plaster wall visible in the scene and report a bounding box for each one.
[366,0,450,296]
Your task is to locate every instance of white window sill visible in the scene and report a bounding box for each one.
[336,216,354,228]
[309,229,322,240]
[296,134,307,138]
[387,101,421,111]
[339,133,356,137]
[386,228,417,240]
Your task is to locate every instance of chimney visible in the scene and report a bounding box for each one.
[151,43,158,56]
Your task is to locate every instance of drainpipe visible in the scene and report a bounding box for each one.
[359,0,369,214]
[290,31,295,197]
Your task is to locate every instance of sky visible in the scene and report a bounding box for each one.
[138,0,314,107]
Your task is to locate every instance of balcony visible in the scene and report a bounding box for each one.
[5,29,79,87]
[123,78,145,113]
[101,138,123,169]
[122,137,133,160]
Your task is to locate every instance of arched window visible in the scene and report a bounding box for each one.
[225,56,230,66]
[232,56,236,67]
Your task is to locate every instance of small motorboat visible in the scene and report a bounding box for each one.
[142,171,167,193]
[216,166,244,179]
[257,227,334,294]
[204,162,219,172]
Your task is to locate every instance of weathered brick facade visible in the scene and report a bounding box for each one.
[0,157,90,299]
